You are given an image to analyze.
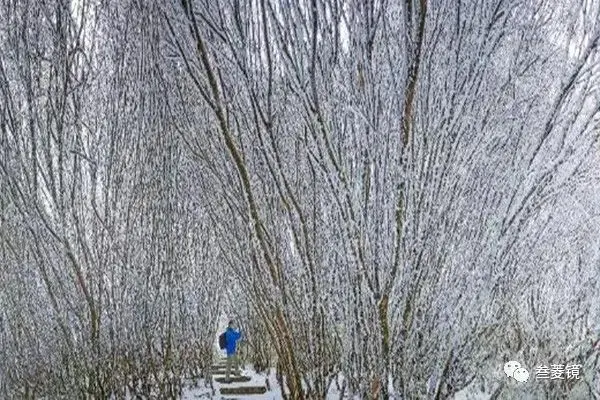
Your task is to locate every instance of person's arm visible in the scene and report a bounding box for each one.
[235,330,242,341]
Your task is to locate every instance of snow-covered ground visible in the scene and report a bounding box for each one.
[181,365,408,400]
[182,366,282,400]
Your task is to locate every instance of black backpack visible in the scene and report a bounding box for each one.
[219,332,227,349]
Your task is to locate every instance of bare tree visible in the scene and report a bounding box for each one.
[0,0,221,397]
[1,0,599,399]
[164,0,600,399]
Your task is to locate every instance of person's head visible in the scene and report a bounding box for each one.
[228,320,235,329]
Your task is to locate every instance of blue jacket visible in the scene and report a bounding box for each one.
[225,327,241,355]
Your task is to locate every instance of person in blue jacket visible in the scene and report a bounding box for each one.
[224,320,242,382]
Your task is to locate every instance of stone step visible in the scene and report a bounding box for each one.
[210,368,242,376]
[210,365,241,371]
[219,386,267,395]
[212,360,235,368]
[214,375,252,384]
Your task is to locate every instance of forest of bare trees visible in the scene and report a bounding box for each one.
[1,0,600,399]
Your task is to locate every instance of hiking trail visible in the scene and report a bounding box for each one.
[209,358,269,399]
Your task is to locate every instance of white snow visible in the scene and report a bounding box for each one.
[181,365,281,400]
